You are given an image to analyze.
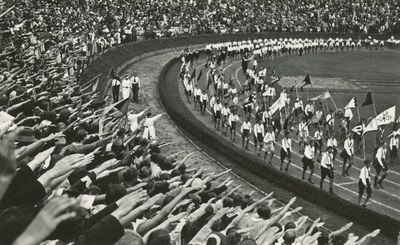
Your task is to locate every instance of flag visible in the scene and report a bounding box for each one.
[310,91,331,101]
[91,78,99,92]
[103,97,130,115]
[197,69,203,81]
[363,106,396,135]
[351,122,364,135]
[191,69,196,81]
[345,97,357,109]
[289,84,296,93]
[300,74,311,91]
[259,68,267,77]
[110,68,121,81]
[361,91,373,106]
[271,75,280,84]
[268,97,285,115]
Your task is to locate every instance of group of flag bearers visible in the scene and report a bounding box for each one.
[178,43,400,207]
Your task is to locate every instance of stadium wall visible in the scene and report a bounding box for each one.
[82,32,400,239]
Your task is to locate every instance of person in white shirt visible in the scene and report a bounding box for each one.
[111,78,121,102]
[221,103,230,136]
[358,160,372,207]
[294,97,303,118]
[229,110,239,142]
[373,142,389,189]
[325,109,335,134]
[263,126,275,165]
[253,120,265,155]
[304,101,314,119]
[344,107,353,131]
[280,131,292,171]
[142,112,165,140]
[298,117,309,154]
[327,134,338,161]
[127,108,148,133]
[193,85,202,110]
[241,117,252,150]
[341,133,354,176]
[131,72,140,103]
[200,90,208,115]
[320,146,335,193]
[313,126,323,159]
[213,99,223,131]
[301,140,316,184]
[209,94,216,121]
[262,108,272,128]
[389,134,399,165]
[121,75,131,100]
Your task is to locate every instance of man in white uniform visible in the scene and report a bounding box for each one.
[121,75,131,100]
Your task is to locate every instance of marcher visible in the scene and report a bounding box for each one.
[301,139,316,184]
[320,146,335,193]
[358,160,372,207]
[373,142,389,189]
[131,72,140,103]
[280,131,292,171]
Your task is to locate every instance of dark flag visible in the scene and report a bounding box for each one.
[300,74,311,91]
[197,69,203,81]
[362,91,373,106]
[352,122,364,136]
[103,97,130,115]
[110,68,121,81]
[191,69,196,81]
[289,84,296,93]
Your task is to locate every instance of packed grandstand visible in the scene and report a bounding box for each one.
[0,0,400,245]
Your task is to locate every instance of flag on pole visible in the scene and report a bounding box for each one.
[345,97,357,109]
[363,106,396,135]
[268,97,285,115]
[351,122,364,135]
[197,69,203,81]
[91,78,99,92]
[361,91,373,106]
[300,74,311,91]
[102,97,130,116]
[309,91,331,101]
[259,68,267,77]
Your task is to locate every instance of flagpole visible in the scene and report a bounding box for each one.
[329,97,338,111]
[356,107,361,122]
[81,73,102,88]
[306,87,309,101]
[295,81,299,98]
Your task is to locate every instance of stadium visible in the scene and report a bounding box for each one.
[0,1,400,245]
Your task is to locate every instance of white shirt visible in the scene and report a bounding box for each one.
[112,79,120,86]
[390,137,399,150]
[326,113,334,126]
[228,114,239,125]
[121,78,131,88]
[304,145,315,159]
[298,122,309,137]
[213,103,222,113]
[201,93,208,101]
[209,96,216,107]
[344,138,354,156]
[241,121,252,133]
[314,130,323,141]
[263,132,275,143]
[281,138,292,152]
[221,106,230,116]
[254,124,264,136]
[375,147,387,167]
[194,88,202,96]
[305,104,314,114]
[320,152,333,169]
[327,138,338,148]
[359,166,371,186]
[131,76,140,87]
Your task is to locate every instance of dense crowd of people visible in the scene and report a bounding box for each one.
[1,0,400,244]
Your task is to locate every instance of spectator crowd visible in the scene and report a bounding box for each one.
[0,0,400,244]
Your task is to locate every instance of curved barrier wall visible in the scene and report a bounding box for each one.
[83,32,400,239]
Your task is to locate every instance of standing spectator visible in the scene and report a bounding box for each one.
[121,75,132,100]
[112,78,121,102]
[389,134,398,165]
[131,72,140,103]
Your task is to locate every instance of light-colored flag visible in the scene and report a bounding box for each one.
[363,106,396,135]
[344,97,357,109]
[309,91,331,101]
[258,68,267,77]
[268,97,285,115]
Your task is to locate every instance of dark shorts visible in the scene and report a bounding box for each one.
[254,133,263,143]
[280,148,291,160]
[321,166,333,179]
[340,150,351,160]
[242,129,250,138]
[374,159,388,175]
[231,121,237,130]
[196,95,201,101]
[391,146,398,159]
[314,139,323,149]
[302,156,314,171]
[215,110,221,119]
[358,179,372,196]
